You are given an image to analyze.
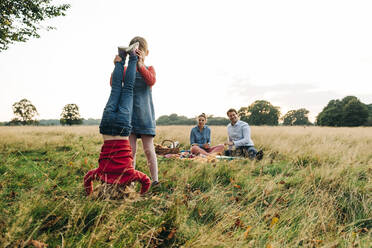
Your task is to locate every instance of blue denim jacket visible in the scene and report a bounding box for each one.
[131,70,156,136]
[190,125,211,148]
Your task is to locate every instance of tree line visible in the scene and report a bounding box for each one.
[2,96,371,127]
[158,96,371,126]
[156,114,230,126]
[5,99,84,126]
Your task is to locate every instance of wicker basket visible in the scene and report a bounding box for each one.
[155,139,180,155]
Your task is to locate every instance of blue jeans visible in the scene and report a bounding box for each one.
[224,146,258,159]
[99,54,138,136]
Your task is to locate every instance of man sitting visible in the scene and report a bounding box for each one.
[224,108,263,160]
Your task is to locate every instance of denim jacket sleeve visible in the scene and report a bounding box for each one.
[190,128,203,147]
[190,128,195,145]
[190,127,204,147]
[207,127,211,145]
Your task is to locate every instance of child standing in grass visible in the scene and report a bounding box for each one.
[110,37,158,186]
[84,42,151,195]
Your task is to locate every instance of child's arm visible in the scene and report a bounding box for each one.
[136,49,156,87]
[110,66,154,87]
[138,66,156,86]
[84,169,98,195]
[109,51,156,87]
[130,170,151,194]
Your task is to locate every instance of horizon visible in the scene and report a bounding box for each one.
[1,95,370,123]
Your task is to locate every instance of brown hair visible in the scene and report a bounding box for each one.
[226,108,237,116]
[198,113,207,120]
[129,36,148,52]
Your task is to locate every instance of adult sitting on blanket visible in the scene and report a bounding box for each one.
[224,108,263,160]
[190,113,225,156]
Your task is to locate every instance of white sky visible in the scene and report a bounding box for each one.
[1,0,372,122]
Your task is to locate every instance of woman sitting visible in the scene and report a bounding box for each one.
[190,113,225,156]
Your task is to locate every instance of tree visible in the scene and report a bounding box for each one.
[0,0,70,51]
[282,108,312,126]
[156,115,171,125]
[239,100,280,125]
[207,116,230,125]
[342,97,368,126]
[156,114,194,125]
[12,98,39,125]
[156,114,228,125]
[316,99,343,126]
[316,96,368,126]
[366,104,372,126]
[60,104,83,125]
[237,107,249,122]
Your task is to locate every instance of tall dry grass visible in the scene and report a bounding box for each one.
[156,125,372,166]
[0,125,371,247]
[2,125,371,166]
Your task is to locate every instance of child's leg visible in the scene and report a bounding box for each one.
[115,54,138,136]
[99,57,127,135]
[141,135,158,182]
[129,133,138,168]
[84,168,98,195]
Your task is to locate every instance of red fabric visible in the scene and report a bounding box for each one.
[190,144,225,156]
[137,66,156,86]
[110,65,156,87]
[84,140,151,195]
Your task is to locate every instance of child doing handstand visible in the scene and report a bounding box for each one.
[110,37,158,186]
[84,43,151,195]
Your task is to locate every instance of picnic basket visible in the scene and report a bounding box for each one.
[155,139,180,155]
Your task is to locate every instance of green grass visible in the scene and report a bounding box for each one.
[0,126,371,247]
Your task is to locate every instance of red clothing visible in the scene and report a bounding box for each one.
[190,144,225,156]
[84,140,151,195]
[110,65,156,87]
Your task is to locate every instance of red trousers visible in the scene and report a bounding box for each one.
[84,140,151,195]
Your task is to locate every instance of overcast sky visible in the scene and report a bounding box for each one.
[1,0,371,122]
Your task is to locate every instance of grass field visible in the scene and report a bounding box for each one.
[0,125,371,247]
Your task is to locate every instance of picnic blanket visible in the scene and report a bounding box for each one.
[161,150,240,163]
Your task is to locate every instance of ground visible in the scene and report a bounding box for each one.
[0,126,371,247]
